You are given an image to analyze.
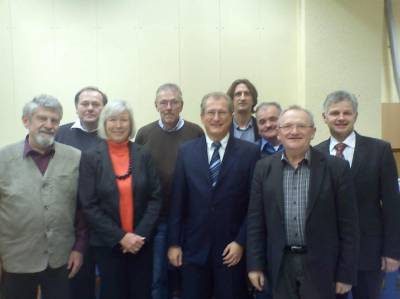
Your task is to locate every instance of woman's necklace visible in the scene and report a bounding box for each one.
[115,145,133,180]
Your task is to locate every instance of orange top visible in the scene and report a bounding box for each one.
[107,140,134,233]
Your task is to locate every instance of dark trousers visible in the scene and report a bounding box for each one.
[94,242,153,299]
[1,265,70,299]
[336,270,384,299]
[69,246,97,299]
[181,255,249,299]
[274,252,335,299]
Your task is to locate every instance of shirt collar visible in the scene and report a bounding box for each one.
[205,133,230,151]
[281,148,311,165]
[158,117,185,132]
[329,131,356,152]
[261,137,282,149]
[23,135,55,157]
[71,119,98,133]
[233,117,253,131]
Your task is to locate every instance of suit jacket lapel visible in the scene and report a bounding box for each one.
[196,136,212,184]
[270,155,285,216]
[350,132,365,176]
[306,148,325,218]
[130,141,137,193]
[216,136,237,185]
[99,141,115,181]
[319,139,330,154]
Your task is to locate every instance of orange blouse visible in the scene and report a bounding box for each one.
[107,140,134,233]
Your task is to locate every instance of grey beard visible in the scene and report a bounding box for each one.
[34,133,55,148]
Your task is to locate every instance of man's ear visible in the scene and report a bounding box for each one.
[22,116,30,129]
[322,112,327,123]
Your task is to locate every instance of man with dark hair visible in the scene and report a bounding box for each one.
[0,95,83,299]
[56,86,107,299]
[56,86,107,151]
[168,92,259,299]
[227,79,260,143]
[135,83,203,299]
[316,90,400,299]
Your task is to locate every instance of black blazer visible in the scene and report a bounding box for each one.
[247,148,359,297]
[79,140,162,247]
[315,132,400,270]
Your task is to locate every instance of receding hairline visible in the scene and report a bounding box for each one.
[279,106,315,127]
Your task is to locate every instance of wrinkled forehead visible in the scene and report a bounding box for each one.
[156,89,181,101]
[78,90,103,102]
[327,99,355,112]
[257,106,280,119]
[279,109,311,125]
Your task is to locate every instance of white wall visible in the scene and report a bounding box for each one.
[0,0,393,146]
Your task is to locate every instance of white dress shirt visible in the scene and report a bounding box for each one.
[329,131,356,167]
[205,133,229,163]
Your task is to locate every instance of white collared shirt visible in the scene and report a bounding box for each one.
[205,133,229,163]
[329,131,356,167]
[71,119,98,133]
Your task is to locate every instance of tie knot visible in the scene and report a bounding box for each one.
[212,142,221,150]
[335,143,346,152]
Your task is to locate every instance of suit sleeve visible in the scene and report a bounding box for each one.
[79,151,126,247]
[167,146,187,247]
[134,150,163,239]
[334,161,360,285]
[247,160,267,272]
[380,143,400,259]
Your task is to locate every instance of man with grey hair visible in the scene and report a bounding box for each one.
[168,92,259,299]
[0,95,84,299]
[247,105,359,299]
[316,90,400,299]
[135,83,203,299]
[255,102,284,158]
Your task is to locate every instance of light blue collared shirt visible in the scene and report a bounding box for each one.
[158,117,185,132]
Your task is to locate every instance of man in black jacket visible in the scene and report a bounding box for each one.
[247,105,359,299]
[55,86,108,299]
[315,90,400,299]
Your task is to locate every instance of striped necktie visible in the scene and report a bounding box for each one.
[209,142,221,188]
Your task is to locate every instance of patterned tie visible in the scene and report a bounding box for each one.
[209,142,221,188]
[334,143,347,159]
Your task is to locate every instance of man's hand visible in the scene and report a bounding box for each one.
[168,246,183,267]
[222,241,243,267]
[120,233,145,254]
[67,250,83,278]
[335,282,352,294]
[381,256,400,272]
[248,271,265,292]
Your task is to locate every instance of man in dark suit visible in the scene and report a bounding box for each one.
[55,86,108,299]
[247,105,359,299]
[315,90,400,299]
[167,92,259,299]
[227,79,260,143]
